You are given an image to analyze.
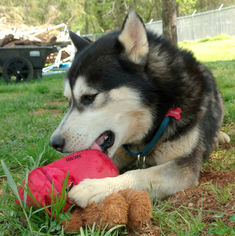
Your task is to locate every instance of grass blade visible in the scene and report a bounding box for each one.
[35,144,46,168]
[1,160,21,204]
[1,160,33,233]
[23,168,29,208]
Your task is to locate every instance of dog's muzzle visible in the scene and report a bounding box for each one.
[50,135,65,152]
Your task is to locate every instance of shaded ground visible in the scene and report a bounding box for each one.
[134,169,235,235]
[130,142,235,235]
[32,108,61,116]
[168,169,235,226]
[32,100,67,116]
[0,139,234,236]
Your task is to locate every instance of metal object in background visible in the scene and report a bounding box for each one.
[146,5,235,42]
[0,45,66,83]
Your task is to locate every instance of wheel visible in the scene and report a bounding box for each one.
[34,69,42,78]
[2,57,34,83]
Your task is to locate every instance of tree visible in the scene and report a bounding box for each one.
[162,0,178,46]
[176,0,197,16]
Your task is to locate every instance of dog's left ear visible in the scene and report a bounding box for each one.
[69,30,90,51]
[118,11,148,64]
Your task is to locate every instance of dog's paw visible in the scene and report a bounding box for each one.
[68,178,114,208]
[218,131,230,144]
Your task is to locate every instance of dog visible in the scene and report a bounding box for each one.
[50,11,230,208]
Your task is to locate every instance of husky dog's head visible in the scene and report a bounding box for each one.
[50,11,164,157]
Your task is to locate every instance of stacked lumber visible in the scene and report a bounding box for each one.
[0,34,70,48]
[0,34,70,64]
[0,19,73,65]
[0,16,68,41]
[46,50,70,64]
[0,20,72,64]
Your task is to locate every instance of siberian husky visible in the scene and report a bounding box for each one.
[50,11,230,208]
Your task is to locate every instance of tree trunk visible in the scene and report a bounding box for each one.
[162,0,178,46]
[84,1,89,34]
[114,0,121,28]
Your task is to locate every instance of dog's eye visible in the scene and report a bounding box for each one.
[80,94,97,105]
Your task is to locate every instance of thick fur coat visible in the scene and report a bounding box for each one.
[50,11,229,207]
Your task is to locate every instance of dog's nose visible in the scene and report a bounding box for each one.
[50,135,65,152]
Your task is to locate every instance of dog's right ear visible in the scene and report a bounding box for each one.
[69,31,90,51]
[118,11,148,64]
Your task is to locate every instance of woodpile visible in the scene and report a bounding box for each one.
[0,34,70,48]
[0,17,68,42]
[0,20,72,65]
[46,51,70,64]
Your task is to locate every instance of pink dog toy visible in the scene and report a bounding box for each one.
[17,150,119,213]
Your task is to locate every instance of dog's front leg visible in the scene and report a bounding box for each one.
[68,171,138,208]
[68,158,200,208]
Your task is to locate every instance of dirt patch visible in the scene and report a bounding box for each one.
[128,225,161,236]
[200,169,235,187]
[163,168,235,230]
[45,101,67,106]
[32,109,61,116]
[218,143,235,151]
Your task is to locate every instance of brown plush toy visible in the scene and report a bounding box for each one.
[63,189,152,232]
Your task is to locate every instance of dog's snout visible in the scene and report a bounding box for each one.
[50,135,65,152]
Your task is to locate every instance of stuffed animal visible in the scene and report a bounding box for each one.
[63,189,152,232]
[17,150,152,231]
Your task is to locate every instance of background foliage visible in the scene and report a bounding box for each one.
[1,0,235,34]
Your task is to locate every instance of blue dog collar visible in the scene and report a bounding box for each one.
[122,107,182,158]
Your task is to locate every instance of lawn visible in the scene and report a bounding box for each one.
[0,35,235,235]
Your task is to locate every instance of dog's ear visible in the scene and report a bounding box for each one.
[69,31,90,51]
[118,11,148,64]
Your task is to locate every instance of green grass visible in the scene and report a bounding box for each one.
[1,36,235,235]
[0,75,67,176]
[153,201,205,234]
[180,35,235,121]
[180,34,235,62]
[205,182,235,205]
[197,34,231,43]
